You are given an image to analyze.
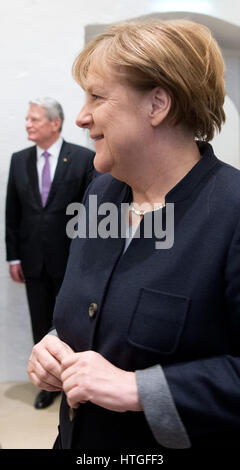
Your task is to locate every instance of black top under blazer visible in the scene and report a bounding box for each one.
[5,140,94,278]
[53,142,240,449]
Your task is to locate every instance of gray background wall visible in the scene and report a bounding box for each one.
[0,0,240,382]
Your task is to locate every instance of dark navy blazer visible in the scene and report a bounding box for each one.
[5,141,94,278]
[54,143,240,449]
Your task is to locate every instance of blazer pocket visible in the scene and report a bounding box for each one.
[127,288,189,355]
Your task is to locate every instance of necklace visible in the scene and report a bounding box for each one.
[129,202,164,216]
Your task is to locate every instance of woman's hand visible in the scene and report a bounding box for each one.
[61,350,143,412]
[27,334,73,392]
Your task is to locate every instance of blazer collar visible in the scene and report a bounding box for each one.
[165,142,219,204]
[26,146,42,207]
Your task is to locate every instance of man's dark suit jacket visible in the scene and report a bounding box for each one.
[54,142,240,449]
[5,140,95,278]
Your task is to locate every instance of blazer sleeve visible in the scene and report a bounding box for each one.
[5,154,22,261]
[162,217,240,443]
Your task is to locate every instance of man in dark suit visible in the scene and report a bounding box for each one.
[5,97,94,409]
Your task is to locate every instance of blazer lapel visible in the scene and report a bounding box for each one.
[26,146,42,207]
[45,140,72,207]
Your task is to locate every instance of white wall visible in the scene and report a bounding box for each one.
[0,0,240,381]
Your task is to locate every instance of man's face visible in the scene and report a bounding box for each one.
[25,105,58,147]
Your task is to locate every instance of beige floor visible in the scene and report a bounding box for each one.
[0,382,61,449]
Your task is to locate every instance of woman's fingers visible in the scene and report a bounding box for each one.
[29,370,62,392]
[28,355,62,389]
[27,334,73,391]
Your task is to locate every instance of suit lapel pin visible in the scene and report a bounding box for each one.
[63,157,68,162]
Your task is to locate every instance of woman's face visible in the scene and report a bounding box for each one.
[76,66,151,179]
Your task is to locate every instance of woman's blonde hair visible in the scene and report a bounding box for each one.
[73,19,226,141]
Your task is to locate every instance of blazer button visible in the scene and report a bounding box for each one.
[88,302,98,318]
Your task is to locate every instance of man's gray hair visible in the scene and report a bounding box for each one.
[29,97,64,131]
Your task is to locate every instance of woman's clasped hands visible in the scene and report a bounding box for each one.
[27,334,142,413]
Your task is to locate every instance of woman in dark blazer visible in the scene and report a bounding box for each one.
[28,19,240,449]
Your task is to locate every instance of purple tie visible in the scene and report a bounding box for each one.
[41,151,51,206]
